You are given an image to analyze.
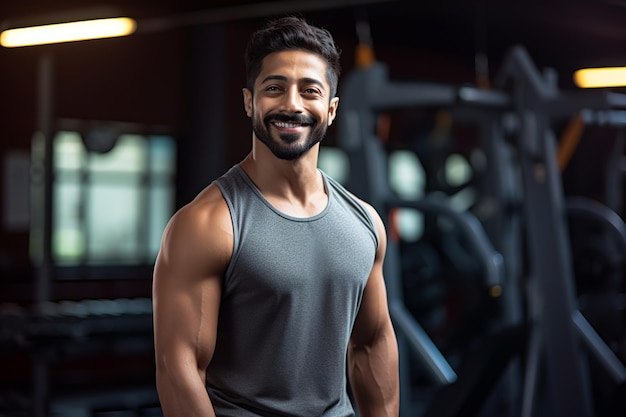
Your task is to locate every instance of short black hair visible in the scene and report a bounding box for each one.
[244,16,341,98]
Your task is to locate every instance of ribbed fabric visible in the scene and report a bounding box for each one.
[208,164,378,417]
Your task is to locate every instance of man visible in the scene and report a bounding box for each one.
[152,16,399,417]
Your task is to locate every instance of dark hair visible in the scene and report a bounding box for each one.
[245,16,341,98]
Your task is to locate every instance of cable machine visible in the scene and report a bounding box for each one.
[336,52,520,416]
[336,42,626,416]
[494,45,626,417]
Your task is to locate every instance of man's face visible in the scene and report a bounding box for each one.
[243,50,339,160]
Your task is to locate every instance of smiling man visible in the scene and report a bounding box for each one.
[247,51,334,161]
[152,16,399,417]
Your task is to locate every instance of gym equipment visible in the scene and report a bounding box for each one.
[495,45,626,417]
[337,43,626,417]
[0,298,157,417]
[337,57,516,416]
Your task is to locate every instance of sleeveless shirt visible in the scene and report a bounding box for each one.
[209,164,379,417]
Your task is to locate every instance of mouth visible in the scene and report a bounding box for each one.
[266,114,315,132]
[271,121,309,130]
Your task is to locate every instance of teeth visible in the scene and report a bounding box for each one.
[274,122,302,128]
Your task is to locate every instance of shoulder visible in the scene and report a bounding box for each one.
[325,173,385,234]
[354,198,387,248]
[171,183,230,236]
[325,173,387,252]
[157,183,233,274]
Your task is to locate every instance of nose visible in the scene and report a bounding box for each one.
[279,85,304,113]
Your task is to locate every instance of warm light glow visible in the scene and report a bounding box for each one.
[0,17,136,48]
[574,67,626,88]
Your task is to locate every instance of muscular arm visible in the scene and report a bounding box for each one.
[152,186,232,417]
[348,206,400,417]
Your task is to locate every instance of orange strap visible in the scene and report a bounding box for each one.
[557,112,584,171]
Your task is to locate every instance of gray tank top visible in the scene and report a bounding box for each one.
[209,164,379,417]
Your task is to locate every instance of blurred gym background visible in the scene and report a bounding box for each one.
[2,0,626,416]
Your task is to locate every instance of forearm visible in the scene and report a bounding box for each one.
[156,366,216,417]
[348,329,400,417]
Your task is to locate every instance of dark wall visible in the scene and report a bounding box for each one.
[0,20,249,272]
[0,12,476,277]
[0,27,186,270]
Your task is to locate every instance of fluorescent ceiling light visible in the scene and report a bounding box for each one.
[574,67,626,88]
[0,17,136,48]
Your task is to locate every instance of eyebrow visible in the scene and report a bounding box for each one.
[260,75,325,89]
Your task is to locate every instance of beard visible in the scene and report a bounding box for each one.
[252,111,328,160]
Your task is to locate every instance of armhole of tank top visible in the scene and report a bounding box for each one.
[358,201,379,250]
[214,181,240,282]
[361,203,380,250]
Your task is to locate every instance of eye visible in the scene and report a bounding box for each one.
[303,87,322,96]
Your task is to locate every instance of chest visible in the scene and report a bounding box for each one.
[225,207,376,300]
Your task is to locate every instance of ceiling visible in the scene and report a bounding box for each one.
[2,0,626,89]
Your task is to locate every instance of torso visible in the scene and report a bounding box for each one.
[206,164,378,417]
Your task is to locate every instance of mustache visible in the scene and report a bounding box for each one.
[264,113,316,126]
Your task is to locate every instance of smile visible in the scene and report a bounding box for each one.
[272,121,308,129]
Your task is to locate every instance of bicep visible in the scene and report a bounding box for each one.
[153,204,231,373]
[153,257,222,372]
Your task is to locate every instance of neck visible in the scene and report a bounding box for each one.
[240,142,327,216]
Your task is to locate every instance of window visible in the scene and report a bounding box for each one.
[30,126,176,266]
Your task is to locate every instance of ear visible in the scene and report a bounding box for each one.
[243,88,253,118]
[327,96,340,126]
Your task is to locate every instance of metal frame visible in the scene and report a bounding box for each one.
[337,45,626,417]
[494,45,626,417]
[337,60,514,416]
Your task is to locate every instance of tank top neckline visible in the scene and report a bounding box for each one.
[233,164,332,222]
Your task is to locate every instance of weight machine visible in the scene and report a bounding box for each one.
[336,57,521,416]
[494,45,626,417]
[336,44,626,416]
